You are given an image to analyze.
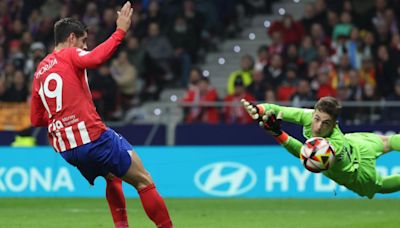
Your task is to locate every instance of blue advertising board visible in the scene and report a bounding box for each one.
[0,146,400,198]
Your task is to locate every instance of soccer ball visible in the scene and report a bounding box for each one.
[300,137,335,173]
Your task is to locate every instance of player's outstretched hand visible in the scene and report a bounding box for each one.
[261,110,283,137]
[117,1,133,32]
[241,99,263,121]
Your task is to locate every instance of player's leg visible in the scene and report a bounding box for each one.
[122,150,173,228]
[378,175,400,193]
[105,174,128,228]
[377,134,400,154]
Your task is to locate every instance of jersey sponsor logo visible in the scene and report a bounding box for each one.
[0,166,74,192]
[48,120,91,152]
[194,162,257,197]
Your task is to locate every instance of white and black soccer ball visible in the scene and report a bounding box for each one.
[300,137,335,173]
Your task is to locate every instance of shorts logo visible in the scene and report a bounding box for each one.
[194,162,257,197]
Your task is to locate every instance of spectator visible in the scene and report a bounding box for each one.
[332,55,352,89]
[316,44,335,74]
[375,44,397,98]
[89,65,118,121]
[277,66,298,102]
[224,77,255,124]
[325,10,339,37]
[181,76,219,124]
[110,51,138,111]
[143,0,166,30]
[25,42,46,78]
[142,22,174,81]
[8,19,25,40]
[187,67,203,90]
[347,70,363,102]
[384,8,399,34]
[5,70,28,102]
[0,79,6,101]
[298,36,317,64]
[265,89,277,103]
[358,56,376,87]
[82,2,100,33]
[0,46,5,73]
[263,54,284,89]
[182,0,205,55]
[374,20,391,46]
[125,35,165,100]
[167,15,195,87]
[384,79,400,123]
[284,44,303,68]
[227,54,254,95]
[332,11,353,41]
[360,82,381,123]
[389,32,400,63]
[316,71,336,99]
[343,69,364,123]
[96,8,116,44]
[291,79,315,108]
[363,0,388,31]
[268,14,305,45]
[268,31,284,56]
[255,45,269,71]
[314,0,328,26]
[304,60,320,90]
[301,3,317,33]
[310,23,331,47]
[247,70,266,101]
[346,27,363,69]
[131,11,148,40]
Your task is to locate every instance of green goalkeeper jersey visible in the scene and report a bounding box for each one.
[260,103,383,198]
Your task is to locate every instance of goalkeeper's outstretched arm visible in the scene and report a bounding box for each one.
[279,134,303,158]
[256,103,313,126]
[241,99,303,158]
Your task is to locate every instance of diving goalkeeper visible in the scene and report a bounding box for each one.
[241,96,400,199]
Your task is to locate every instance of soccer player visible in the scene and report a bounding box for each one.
[30,2,173,227]
[241,96,400,199]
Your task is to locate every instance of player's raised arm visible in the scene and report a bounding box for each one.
[243,102,303,157]
[242,99,312,125]
[70,1,133,69]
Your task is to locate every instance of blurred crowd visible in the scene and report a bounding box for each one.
[182,0,400,125]
[0,0,275,121]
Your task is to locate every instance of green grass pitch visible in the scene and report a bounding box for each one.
[0,198,399,227]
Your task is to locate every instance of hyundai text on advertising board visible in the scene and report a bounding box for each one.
[0,146,399,198]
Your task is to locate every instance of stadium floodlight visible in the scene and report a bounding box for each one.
[218,57,226,65]
[278,8,286,15]
[293,0,300,3]
[170,95,178,102]
[249,33,256,40]
[154,108,162,116]
[233,45,241,53]
[263,20,271,28]
[202,70,210,77]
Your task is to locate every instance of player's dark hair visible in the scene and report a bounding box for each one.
[54,18,88,45]
[314,96,341,120]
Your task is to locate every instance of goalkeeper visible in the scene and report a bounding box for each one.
[241,96,400,199]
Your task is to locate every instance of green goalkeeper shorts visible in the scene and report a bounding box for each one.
[344,133,384,199]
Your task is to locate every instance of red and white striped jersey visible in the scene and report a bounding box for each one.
[30,29,126,152]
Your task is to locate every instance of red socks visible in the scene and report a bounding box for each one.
[106,178,128,228]
[138,184,173,228]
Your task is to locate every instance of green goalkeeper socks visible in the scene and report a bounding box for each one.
[389,134,400,151]
[379,175,400,193]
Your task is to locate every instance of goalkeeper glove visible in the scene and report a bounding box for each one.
[241,99,289,144]
[260,110,283,137]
